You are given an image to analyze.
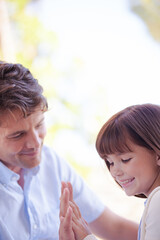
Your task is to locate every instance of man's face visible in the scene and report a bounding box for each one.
[0,109,47,173]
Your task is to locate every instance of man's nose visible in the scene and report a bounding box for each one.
[26,131,41,149]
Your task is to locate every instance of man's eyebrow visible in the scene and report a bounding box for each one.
[7,117,45,138]
[37,117,45,124]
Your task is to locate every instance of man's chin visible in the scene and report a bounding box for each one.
[27,161,40,169]
[22,155,41,169]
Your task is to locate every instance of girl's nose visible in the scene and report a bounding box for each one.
[111,164,123,178]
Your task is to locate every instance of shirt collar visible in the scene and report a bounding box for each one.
[0,161,20,185]
[23,164,40,177]
[0,161,40,185]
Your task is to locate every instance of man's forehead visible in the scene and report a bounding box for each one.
[0,110,23,126]
[0,109,43,128]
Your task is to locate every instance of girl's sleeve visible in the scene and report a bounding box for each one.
[145,189,160,240]
[83,234,98,240]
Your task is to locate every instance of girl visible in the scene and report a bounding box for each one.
[59,103,160,240]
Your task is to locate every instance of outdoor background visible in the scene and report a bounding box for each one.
[0,0,160,238]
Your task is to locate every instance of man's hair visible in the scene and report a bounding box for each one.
[96,103,160,198]
[0,61,48,117]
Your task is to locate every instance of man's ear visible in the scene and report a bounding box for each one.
[156,155,160,166]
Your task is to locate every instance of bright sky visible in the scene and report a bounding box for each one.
[34,0,160,115]
[30,0,160,165]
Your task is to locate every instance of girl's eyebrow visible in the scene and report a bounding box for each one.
[107,151,132,158]
[118,151,133,156]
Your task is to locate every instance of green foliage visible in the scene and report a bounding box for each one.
[6,0,57,68]
[130,0,160,42]
[7,0,30,11]
[67,158,92,179]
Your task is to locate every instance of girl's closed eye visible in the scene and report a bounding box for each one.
[121,158,132,163]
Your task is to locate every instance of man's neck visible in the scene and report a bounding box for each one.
[18,168,24,189]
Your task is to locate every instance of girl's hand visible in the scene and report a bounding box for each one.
[72,207,91,240]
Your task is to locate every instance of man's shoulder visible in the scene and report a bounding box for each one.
[42,145,57,156]
[41,145,66,168]
[40,145,72,181]
[42,145,59,162]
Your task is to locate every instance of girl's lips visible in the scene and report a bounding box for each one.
[118,178,135,188]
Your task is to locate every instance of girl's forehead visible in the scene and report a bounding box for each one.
[107,150,133,158]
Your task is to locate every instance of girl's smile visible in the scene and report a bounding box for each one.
[118,177,135,188]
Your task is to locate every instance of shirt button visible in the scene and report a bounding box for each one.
[33,224,38,230]
[11,176,17,181]
[3,183,7,188]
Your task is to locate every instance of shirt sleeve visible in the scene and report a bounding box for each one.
[53,149,105,223]
[145,190,160,240]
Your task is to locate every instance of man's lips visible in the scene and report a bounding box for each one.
[19,150,39,156]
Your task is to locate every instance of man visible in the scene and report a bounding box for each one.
[0,62,138,240]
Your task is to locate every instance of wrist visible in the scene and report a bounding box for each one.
[83,234,97,240]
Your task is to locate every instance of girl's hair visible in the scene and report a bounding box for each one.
[0,61,48,118]
[96,103,160,198]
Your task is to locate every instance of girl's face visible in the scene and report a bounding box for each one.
[106,141,160,197]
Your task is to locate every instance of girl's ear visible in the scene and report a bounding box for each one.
[156,155,160,166]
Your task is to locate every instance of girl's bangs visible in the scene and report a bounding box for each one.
[98,125,131,159]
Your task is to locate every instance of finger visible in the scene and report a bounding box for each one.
[69,201,81,219]
[60,187,70,217]
[61,181,68,198]
[63,206,73,227]
[83,218,88,225]
[72,214,90,231]
[60,207,73,235]
[72,219,91,240]
[59,207,74,240]
[67,182,73,201]
[73,200,81,218]
[66,182,81,218]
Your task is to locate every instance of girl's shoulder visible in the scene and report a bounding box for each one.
[140,187,160,240]
[148,186,160,204]
[147,186,160,212]
[142,187,160,225]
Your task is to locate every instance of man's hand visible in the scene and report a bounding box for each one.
[59,182,91,240]
[59,182,75,240]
